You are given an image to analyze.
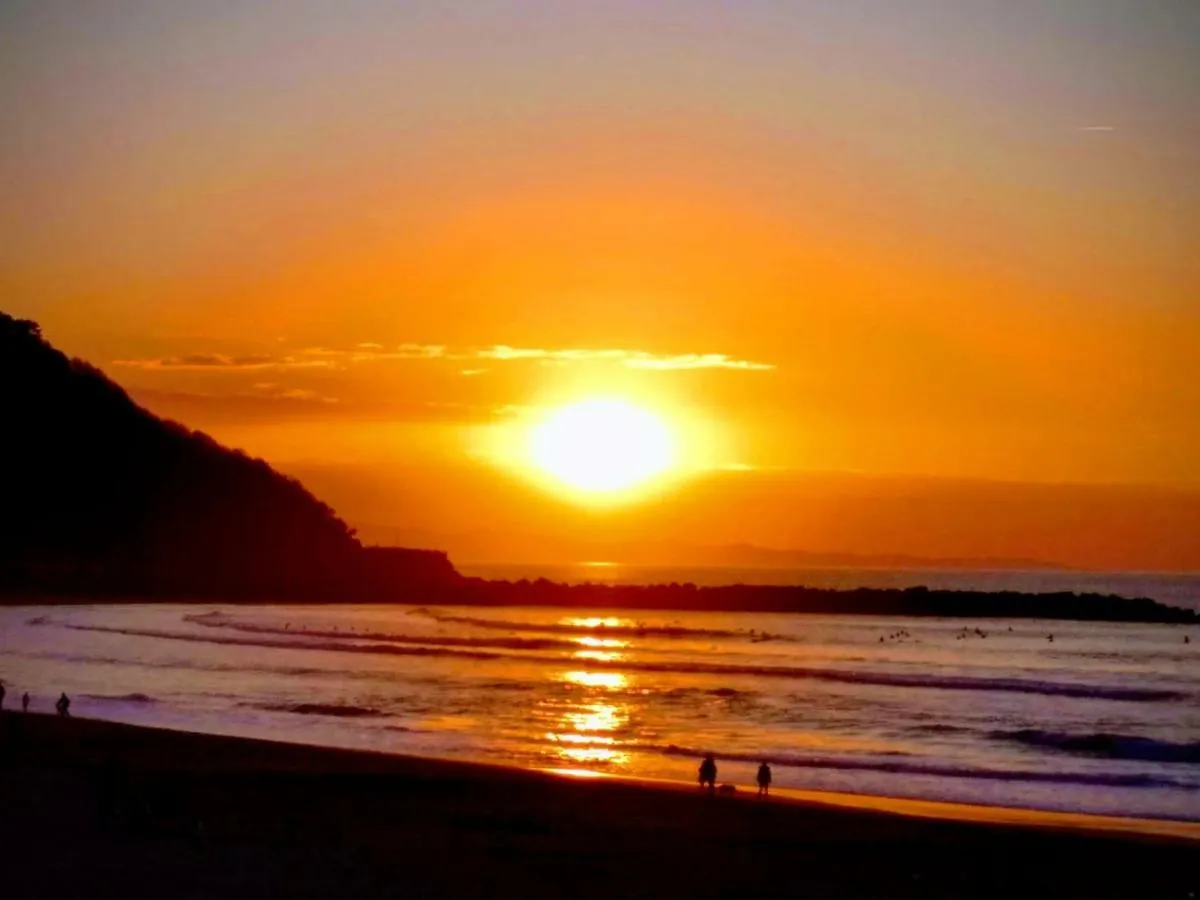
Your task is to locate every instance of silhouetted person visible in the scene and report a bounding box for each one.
[757,761,772,797]
[1186,636,1191,644]
[1047,634,1054,643]
[698,753,717,792]
[0,682,5,709]
[22,692,30,712]
[56,692,70,717]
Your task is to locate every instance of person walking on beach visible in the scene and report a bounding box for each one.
[22,691,30,713]
[756,761,772,797]
[56,692,70,717]
[698,753,717,793]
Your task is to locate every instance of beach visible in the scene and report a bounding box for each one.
[1,713,1196,899]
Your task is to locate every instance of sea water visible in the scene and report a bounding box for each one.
[2,589,1198,822]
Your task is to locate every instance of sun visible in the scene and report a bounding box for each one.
[528,399,676,496]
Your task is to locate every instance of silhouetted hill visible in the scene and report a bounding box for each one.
[0,313,457,598]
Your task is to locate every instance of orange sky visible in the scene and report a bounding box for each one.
[3,2,1198,569]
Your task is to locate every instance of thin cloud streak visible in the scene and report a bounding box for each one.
[116,344,775,373]
[113,354,337,371]
[473,345,774,370]
[130,388,514,425]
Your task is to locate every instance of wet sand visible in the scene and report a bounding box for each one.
[1,713,1196,899]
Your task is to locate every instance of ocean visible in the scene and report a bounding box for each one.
[2,569,1198,823]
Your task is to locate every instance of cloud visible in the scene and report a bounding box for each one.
[115,343,773,373]
[624,353,774,371]
[114,354,336,371]
[285,343,772,370]
[1079,125,1116,132]
[296,344,447,362]
[276,388,338,403]
[129,389,511,426]
[396,343,447,359]
[470,345,774,370]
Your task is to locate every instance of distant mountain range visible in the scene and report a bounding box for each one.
[351,524,1071,572]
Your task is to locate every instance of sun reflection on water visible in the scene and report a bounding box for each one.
[571,634,628,663]
[573,650,625,662]
[563,670,627,690]
[544,669,634,769]
[562,616,629,629]
[574,635,628,648]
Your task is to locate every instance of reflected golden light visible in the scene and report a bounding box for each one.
[573,650,625,662]
[545,732,616,745]
[573,635,628,648]
[547,693,632,768]
[547,768,610,779]
[565,701,625,734]
[527,398,676,496]
[560,747,629,764]
[563,670,627,690]
[564,616,628,629]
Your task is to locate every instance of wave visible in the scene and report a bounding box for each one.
[82,692,156,704]
[250,702,384,718]
[992,729,1200,764]
[64,623,507,662]
[59,623,1184,703]
[662,687,757,700]
[650,744,1196,791]
[412,610,748,640]
[907,724,970,735]
[182,612,585,653]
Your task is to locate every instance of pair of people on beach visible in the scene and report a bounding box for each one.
[697,753,772,796]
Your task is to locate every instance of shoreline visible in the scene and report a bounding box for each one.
[3,713,1198,898]
[24,713,1200,842]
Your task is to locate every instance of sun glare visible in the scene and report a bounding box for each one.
[528,399,676,496]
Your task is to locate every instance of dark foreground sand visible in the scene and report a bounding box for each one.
[1,714,1196,899]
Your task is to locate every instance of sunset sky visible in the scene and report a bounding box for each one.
[3,1,1198,569]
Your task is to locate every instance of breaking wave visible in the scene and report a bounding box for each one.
[82,692,156,704]
[410,609,748,640]
[992,730,1200,764]
[183,612,587,653]
[251,703,384,718]
[63,623,507,662]
[58,622,1183,702]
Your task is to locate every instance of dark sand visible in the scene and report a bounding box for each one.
[1,714,1196,899]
